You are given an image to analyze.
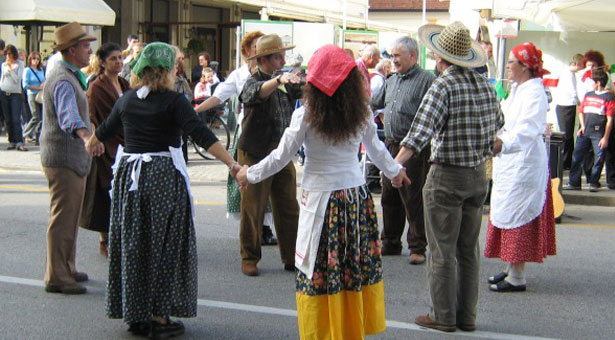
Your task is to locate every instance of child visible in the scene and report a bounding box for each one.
[565,68,614,192]
[194,67,216,101]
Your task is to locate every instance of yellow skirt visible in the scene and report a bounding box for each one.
[296,281,386,340]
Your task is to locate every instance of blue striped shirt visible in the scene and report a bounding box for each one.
[54,80,88,135]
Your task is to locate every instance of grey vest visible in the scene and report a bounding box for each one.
[40,62,92,177]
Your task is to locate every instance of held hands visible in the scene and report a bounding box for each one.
[391,168,411,188]
[84,135,104,157]
[229,162,242,180]
[236,165,250,190]
[492,137,503,157]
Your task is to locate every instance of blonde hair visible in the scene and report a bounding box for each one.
[82,54,101,75]
[130,67,175,92]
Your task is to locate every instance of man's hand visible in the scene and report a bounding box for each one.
[492,137,503,157]
[229,162,242,179]
[85,135,104,157]
[391,168,411,188]
[279,72,301,85]
[599,137,609,150]
[236,165,249,190]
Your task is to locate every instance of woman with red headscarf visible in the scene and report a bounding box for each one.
[486,42,556,292]
[237,45,409,340]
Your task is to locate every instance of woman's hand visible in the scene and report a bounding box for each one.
[492,137,503,157]
[391,168,411,188]
[85,134,104,157]
[236,165,249,190]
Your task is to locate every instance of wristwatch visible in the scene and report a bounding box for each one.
[276,75,282,84]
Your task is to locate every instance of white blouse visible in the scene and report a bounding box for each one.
[247,106,402,191]
[491,77,549,229]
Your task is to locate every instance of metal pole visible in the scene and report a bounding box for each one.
[343,0,347,30]
[235,26,241,70]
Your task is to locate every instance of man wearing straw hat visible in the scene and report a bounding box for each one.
[40,22,103,294]
[395,21,504,332]
[237,34,302,276]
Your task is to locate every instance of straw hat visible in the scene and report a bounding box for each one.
[52,22,96,51]
[418,21,487,68]
[247,34,295,60]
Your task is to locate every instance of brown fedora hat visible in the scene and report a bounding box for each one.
[52,22,97,51]
[247,34,295,60]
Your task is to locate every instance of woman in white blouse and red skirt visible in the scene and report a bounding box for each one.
[486,42,556,292]
[237,45,409,340]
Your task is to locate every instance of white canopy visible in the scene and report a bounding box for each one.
[0,0,116,26]
[464,0,615,33]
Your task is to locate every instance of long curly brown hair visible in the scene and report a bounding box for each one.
[303,67,370,145]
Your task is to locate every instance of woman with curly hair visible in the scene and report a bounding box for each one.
[237,45,409,340]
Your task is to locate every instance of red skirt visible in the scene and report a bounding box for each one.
[485,179,556,263]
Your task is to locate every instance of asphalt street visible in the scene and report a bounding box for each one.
[1,167,614,340]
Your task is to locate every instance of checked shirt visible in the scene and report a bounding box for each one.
[401,65,504,167]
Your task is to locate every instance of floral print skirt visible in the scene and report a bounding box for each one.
[106,157,197,323]
[295,187,385,340]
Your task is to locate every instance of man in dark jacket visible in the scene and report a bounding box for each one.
[237,34,302,277]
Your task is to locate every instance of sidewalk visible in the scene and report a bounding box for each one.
[1,140,612,206]
[0,140,304,184]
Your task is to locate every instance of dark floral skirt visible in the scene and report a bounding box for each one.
[106,156,197,323]
[296,187,385,340]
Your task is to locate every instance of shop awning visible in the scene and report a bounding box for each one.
[0,0,116,26]
[459,0,615,33]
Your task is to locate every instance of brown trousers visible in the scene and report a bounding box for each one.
[380,139,429,254]
[43,167,86,286]
[238,148,299,265]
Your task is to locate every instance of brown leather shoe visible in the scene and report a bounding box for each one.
[415,314,456,332]
[241,262,259,276]
[45,283,87,295]
[73,272,89,282]
[408,253,426,265]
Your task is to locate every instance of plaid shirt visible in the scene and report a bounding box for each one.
[401,65,504,167]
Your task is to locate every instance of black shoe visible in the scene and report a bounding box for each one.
[489,280,526,292]
[284,263,295,272]
[487,271,508,284]
[261,225,277,246]
[128,321,151,337]
[150,319,184,340]
[367,185,382,194]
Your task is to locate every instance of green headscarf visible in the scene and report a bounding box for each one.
[129,42,176,77]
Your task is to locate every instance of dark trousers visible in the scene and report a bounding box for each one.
[237,147,298,265]
[605,130,615,188]
[569,134,606,186]
[556,105,577,169]
[0,92,24,145]
[380,139,428,254]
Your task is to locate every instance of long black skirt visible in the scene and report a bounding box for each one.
[106,156,197,323]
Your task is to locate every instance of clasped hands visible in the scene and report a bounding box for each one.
[84,134,104,157]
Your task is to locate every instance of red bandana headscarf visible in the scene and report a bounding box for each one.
[307,45,356,96]
[511,42,550,77]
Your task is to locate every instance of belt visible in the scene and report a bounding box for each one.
[430,161,484,171]
[4,92,19,97]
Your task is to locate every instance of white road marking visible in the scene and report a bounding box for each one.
[0,274,560,340]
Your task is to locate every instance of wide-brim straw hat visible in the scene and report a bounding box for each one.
[247,34,295,60]
[418,21,487,68]
[52,22,97,51]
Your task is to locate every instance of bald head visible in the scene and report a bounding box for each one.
[362,45,381,68]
